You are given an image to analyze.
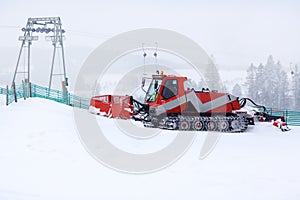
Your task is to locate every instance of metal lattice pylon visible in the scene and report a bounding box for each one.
[11,17,68,92]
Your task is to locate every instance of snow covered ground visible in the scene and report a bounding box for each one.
[0,96,300,200]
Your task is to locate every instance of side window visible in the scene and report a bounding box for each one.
[162,79,178,99]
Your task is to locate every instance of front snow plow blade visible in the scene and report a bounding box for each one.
[89,95,150,120]
[89,95,133,119]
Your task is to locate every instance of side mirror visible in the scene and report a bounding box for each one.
[141,78,147,93]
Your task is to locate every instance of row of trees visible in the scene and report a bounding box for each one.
[186,55,299,110]
[232,55,300,110]
[94,55,299,111]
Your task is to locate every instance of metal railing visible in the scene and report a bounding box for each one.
[1,82,89,110]
[0,87,6,95]
[1,84,300,126]
[265,108,300,126]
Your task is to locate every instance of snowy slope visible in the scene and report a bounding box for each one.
[0,97,300,200]
[0,95,4,106]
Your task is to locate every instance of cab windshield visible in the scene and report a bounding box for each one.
[145,79,162,102]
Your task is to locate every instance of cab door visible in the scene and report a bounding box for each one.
[157,78,187,114]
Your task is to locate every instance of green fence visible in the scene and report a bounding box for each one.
[258,107,300,126]
[1,84,300,126]
[285,110,300,126]
[266,108,300,126]
[1,83,90,110]
[0,86,13,105]
[31,83,90,109]
[0,87,6,95]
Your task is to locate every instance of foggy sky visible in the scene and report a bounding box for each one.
[0,0,299,73]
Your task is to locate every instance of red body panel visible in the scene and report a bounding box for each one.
[196,92,241,113]
[196,92,226,104]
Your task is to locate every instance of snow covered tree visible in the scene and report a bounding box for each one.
[291,65,300,110]
[245,63,257,99]
[278,69,290,109]
[255,63,265,105]
[244,56,292,109]
[262,55,280,107]
[221,84,228,93]
[232,83,243,97]
[204,58,222,91]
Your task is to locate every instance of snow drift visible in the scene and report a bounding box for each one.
[0,97,300,200]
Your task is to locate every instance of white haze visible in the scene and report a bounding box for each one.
[0,0,299,90]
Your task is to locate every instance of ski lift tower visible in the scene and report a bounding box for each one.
[11,17,68,92]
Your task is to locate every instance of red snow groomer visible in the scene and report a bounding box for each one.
[89,73,288,132]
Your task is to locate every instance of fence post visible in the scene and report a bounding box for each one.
[22,80,26,100]
[13,82,17,103]
[29,82,32,97]
[6,85,9,106]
